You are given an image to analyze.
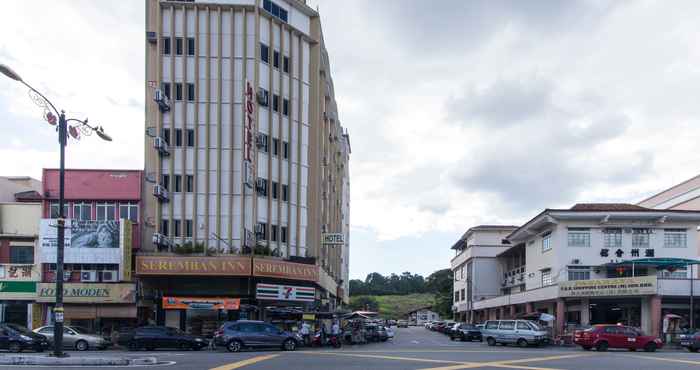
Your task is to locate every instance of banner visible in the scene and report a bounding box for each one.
[136,256,252,276]
[253,259,319,282]
[559,276,657,298]
[37,283,136,303]
[40,219,122,264]
[121,221,133,281]
[256,283,315,302]
[0,281,36,300]
[162,297,240,310]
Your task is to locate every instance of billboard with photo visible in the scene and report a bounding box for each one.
[40,219,123,264]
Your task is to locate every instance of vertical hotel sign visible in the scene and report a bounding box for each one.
[120,220,132,281]
[244,80,255,188]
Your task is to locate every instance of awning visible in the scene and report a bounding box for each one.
[518,312,555,322]
[605,258,700,270]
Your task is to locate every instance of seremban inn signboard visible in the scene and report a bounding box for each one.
[559,276,657,298]
[136,256,252,276]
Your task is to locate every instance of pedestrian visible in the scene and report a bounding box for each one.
[300,321,311,346]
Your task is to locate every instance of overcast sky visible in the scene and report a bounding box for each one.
[2,1,700,280]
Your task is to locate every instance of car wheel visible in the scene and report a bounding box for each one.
[688,347,699,353]
[450,335,456,341]
[487,337,496,346]
[517,339,528,348]
[582,346,591,351]
[628,348,636,352]
[644,342,657,352]
[75,340,89,351]
[227,340,242,353]
[8,342,21,353]
[596,341,608,352]
[283,339,297,351]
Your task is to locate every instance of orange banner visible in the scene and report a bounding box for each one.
[162,297,240,310]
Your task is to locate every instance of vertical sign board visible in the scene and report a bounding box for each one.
[120,220,132,281]
[244,80,255,188]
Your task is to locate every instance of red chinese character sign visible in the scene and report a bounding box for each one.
[244,81,255,163]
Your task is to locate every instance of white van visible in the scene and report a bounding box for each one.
[481,320,548,347]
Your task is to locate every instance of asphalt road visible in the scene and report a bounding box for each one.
[5,326,700,370]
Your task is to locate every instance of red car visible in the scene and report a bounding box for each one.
[574,325,662,352]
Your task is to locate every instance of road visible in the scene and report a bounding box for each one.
[6,326,700,369]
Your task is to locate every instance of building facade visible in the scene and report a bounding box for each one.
[450,225,517,322]
[141,0,349,333]
[407,307,439,326]
[39,169,141,332]
[463,204,700,338]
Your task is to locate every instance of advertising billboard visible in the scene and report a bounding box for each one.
[40,219,123,264]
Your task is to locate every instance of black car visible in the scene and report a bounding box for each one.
[450,324,483,342]
[0,323,50,353]
[125,326,209,351]
[213,320,301,352]
[680,332,700,352]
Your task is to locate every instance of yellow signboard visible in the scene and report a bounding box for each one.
[36,283,136,303]
[559,276,657,298]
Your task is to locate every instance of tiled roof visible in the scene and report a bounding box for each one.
[569,203,652,212]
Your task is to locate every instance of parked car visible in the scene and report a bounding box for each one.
[387,320,397,327]
[680,331,700,352]
[450,323,483,342]
[363,323,389,342]
[125,326,209,351]
[574,325,662,352]
[34,326,110,351]
[397,320,409,328]
[0,323,50,353]
[384,326,395,340]
[431,321,446,332]
[482,320,548,347]
[213,320,301,352]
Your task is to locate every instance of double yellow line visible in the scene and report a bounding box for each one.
[209,354,280,370]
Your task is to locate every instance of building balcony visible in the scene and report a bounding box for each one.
[473,284,559,310]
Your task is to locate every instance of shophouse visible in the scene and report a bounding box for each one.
[467,203,700,338]
[407,306,440,326]
[38,169,141,333]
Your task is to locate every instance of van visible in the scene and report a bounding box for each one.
[481,320,548,347]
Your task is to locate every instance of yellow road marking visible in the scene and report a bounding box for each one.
[620,354,700,366]
[208,354,280,370]
[418,353,594,370]
[299,351,466,364]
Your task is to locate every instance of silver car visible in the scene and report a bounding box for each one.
[481,320,548,347]
[33,326,111,351]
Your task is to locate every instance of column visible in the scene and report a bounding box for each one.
[650,295,662,337]
[509,305,516,319]
[556,299,566,337]
[525,302,534,313]
[580,298,590,325]
[498,306,505,320]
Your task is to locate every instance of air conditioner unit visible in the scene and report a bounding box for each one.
[80,271,98,282]
[153,184,169,202]
[257,88,269,106]
[63,271,72,282]
[146,31,158,43]
[101,271,118,282]
[154,89,171,112]
[255,133,267,149]
[571,259,581,265]
[154,137,169,156]
[152,232,168,247]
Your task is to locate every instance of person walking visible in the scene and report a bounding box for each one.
[300,321,311,347]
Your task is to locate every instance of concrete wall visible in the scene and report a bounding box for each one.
[0,203,41,236]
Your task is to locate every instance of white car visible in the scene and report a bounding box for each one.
[385,327,395,339]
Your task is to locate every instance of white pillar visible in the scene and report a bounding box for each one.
[580,298,590,325]
[27,303,33,329]
[641,297,651,334]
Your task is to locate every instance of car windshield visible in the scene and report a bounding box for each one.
[527,322,543,331]
[71,326,90,334]
[5,324,32,335]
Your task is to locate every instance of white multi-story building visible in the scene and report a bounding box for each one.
[140,0,350,328]
[461,204,700,338]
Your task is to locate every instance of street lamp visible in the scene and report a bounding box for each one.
[0,64,111,357]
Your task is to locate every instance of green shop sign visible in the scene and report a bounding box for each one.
[0,281,37,293]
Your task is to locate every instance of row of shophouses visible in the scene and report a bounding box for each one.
[451,175,700,339]
[0,168,346,337]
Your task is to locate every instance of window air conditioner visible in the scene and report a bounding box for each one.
[153,184,169,202]
[154,137,169,156]
[101,271,118,282]
[154,89,171,112]
[80,271,98,282]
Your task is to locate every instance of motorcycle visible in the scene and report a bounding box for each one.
[311,331,342,348]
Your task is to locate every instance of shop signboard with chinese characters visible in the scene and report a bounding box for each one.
[39,219,122,264]
[136,256,252,276]
[36,283,136,303]
[253,258,319,282]
[256,283,316,302]
[559,276,657,298]
[162,297,240,310]
[0,264,39,281]
[121,221,133,281]
[243,80,255,181]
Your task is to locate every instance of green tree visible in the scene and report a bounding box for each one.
[425,268,453,317]
[349,296,379,312]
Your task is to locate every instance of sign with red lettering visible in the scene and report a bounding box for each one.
[244,80,255,163]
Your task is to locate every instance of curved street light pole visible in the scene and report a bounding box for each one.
[0,64,111,357]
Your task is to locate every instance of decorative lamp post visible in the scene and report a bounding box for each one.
[0,64,111,357]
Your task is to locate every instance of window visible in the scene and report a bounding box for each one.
[119,203,139,222]
[185,219,193,238]
[603,228,622,248]
[175,37,183,55]
[282,98,289,116]
[160,218,170,236]
[542,232,552,252]
[262,0,288,23]
[485,321,498,330]
[162,37,171,55]
[541,269,553,286]
[162,128,171,145]
[282,184,288,202]
[498,321,515,330]
[174,175,182,192]
[185,175,194,192]
[273,50,280,68]
[664,229,687,248]
[567,228,590,247]
[161,174,170,191]
[10,246,33,264]
[272,138,279,156]
[257,178,268,197]
[256,222,267,239]
[258,88,269,107]
[283,56,289,73]
[283,141,289,159]
[175,128,182,147]
[272,181,278,199]
[187,37,195,56]
[281,226,287,243]
[186,83,195,101]
[260,43,269,63]
[73,202,91,221]
[258,133,269,153]
[50,202,69,218]
[568,266,590,281]
[161,82,171,99]
[175,83,183,101]
[660,266,687,279]
[460,289,465,301]
[271,224,278,242]
[272,94,279,112]
[96,202,116,221]
[517,322,530,331]
[632,229,650,248]
[186,129,195,147]
[173,220,181,237]
[454,291,459,302]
